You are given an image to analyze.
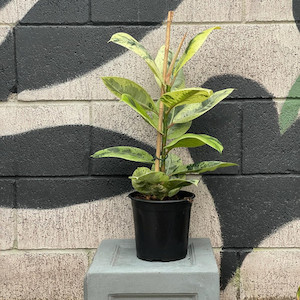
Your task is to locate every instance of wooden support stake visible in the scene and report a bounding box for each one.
[155,11,174,172]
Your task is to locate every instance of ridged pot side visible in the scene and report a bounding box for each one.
[129,191,195,262]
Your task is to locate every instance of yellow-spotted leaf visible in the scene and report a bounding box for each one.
[91,147,154,163]
[164,178,199,195]
[154,45,185,90]
[171,161,238,176]
[121,94,162,133]
[154,45,172,87]
[101,77,157,113]
[167,121,192,139]
[160,88,213,110]
[164,154,184,176]
[130,168,169,199]
[173,89,234,123]
[164,133,223,153]
[109,32,163,84]
[173,27,220,77]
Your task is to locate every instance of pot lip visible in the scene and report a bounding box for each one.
[128,191,195,204]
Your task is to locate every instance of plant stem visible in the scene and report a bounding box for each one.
[161,113,169,172]
[155,11,174,172]
[166,32,187,85]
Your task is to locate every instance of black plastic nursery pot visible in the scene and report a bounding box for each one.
[129,191,195,262]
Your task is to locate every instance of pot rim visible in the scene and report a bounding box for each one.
[128,191,195,204]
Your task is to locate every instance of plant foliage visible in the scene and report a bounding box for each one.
[92,22,237,200]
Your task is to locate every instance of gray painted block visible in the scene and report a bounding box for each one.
[20,0,89,24]
[91,0,168,23]
[0,28,15,101]
[85,239,219,300]
[242,101,300,174]
[189,103,241,175]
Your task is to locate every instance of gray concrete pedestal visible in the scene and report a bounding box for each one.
[84,238,219,300]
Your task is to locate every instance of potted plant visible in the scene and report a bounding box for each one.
[92,11,237,261]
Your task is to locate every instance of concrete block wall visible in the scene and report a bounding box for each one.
[0,0,299,299]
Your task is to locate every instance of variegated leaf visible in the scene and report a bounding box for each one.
[171,161,238,175]
[121,94,162,133]
[109,32,163,84]
[92,147,154,163]
[173,88,234,123]
[173,27,220,77]
[160,88,213,109]
[130,168,169,199]
[101,77,157,113]
[167,121,192,139]
[154,45,185,90]
[164,153,184,176]
[164,133,223,153]
[165,179,199,197]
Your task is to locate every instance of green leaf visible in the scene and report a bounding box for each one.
[154,46,185,90]
[154,45,172,87]
[173,27,220,77]
[279,75,300,134]
[165,133,223,153]
[171,161,238,176]
[121,94,162,133]
[297,286,300,300]
[172,67,185,90]
[101,77,157,113]
[160,88,213,110]
[173,89,234,123]
[130,168,169,199]
[167,121,192,139]
[164,154,184,176]
[109,32,163,84]
[165,178,199,197]
[92,147,154,163]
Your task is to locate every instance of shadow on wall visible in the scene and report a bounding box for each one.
[0,0,299,291]
[0,75,299,289]
[0,0,184,100]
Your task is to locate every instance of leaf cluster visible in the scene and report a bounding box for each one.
[92,27,237,200]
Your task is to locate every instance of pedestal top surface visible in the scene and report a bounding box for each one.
[88,238,218,275]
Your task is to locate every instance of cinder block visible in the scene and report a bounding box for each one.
[0,27,15,101]
[242,101,300,174]
[0,208,15,250]
[91,0,139,23]
[0,104,90,136]
[258,220,300,247]
[203,176,300,248]
[17,182,222,250]
[245,0,296,22]
[0,252,89,300]
[20,0,89,24]
[16,177,132,209]
[85,239,219,300]
[17,186,135,249]
[0,0,42,24]
[189,102,241,174]
[0,180,15,250]
[0,0,18,23]
[0,180,14,207]
[16,24,300,101]
[213,250,239,300]
[91,0,168,23]
[240,250,300,299]
[170,0,242,22]
[16,25,159,101]
[0,105,90,176]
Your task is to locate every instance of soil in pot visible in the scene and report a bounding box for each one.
[129,191,194,262]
